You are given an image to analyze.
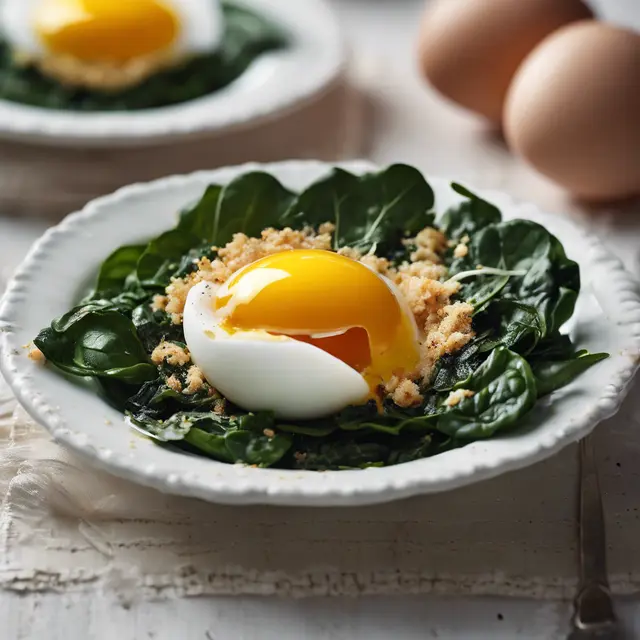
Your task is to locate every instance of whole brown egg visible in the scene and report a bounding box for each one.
[417,0,592,123]
[504,22,640,201]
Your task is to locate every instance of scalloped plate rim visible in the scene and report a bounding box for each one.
[1,159,639,506]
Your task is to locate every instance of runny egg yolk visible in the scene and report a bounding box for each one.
[35,0,179,63]
[215,250,420,397]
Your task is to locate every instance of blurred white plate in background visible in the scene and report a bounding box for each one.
[0,0,344,147]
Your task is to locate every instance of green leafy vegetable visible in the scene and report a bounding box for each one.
[90,245,147,300]
[529,333,577,361]
[475,300,545,355]
[206,172,295,247]
[430,337,488,392]
[532,352,609,397]
[177,185,224,241]
[290,437,391,471]
[0,3,288,112]
[439,184,501,243]
[34,163,607,471]
[131,410,292,467]
[136,229,201,289]
[35,308,156,384]
[437,347,537,439]
[456,220,580,337]
[282,164,435,256]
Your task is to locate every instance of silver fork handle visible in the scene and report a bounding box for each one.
[569,436,619,639]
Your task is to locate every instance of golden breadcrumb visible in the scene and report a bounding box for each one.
[393,272,461,335]
[445,389,475,407]
[28,347,45,363]
[359,254,394,275]
[151,341,191,367]
[183,365,207,395]
[396,260,448,281]
[263,428,276,439]
[337,246,394,276]
[409,227,447,263]
[218,226,332,273]
[165,256,230,325]
[151,295,168,312]
[318,222,336,235]
[213,399,227,415]
[25,51,182,91]
[388,379,424,408]
[420,302,475,383]
[453,243,469,258]
[166,375,183,393]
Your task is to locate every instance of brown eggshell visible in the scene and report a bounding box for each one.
[504,22,640,201]
[417,0,592,123]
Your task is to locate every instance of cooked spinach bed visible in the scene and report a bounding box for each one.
[0,2,287,111]
[34,165,608,470]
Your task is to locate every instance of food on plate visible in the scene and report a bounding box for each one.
[417,0,592,123]
[504,22,640,201]
[33,165,608,470]
[184,250,422,420]
[0,0,287,110]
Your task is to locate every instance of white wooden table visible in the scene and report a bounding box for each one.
[2,1,640,637]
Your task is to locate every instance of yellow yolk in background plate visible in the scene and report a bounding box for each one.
[35,0,179,63]
[215,250,421,395]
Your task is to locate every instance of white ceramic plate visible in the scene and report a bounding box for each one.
[1,160,639,506]
[0,0,344,147]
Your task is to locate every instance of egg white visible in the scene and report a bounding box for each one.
[0,0,223,60]
[183,281,371,420]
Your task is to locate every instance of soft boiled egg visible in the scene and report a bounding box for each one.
[183,250,421,420]
[0,0,223,88]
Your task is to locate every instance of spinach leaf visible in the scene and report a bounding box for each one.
[35,308,157,384]
[281,168,359,247]
[0,2,288,112]
[223,430,292,467]
[437,347,537,439]
[466,274,510,310]
[131,304,184,353]
[350,164,435,253]
[277,421,338,437]
[430,336,489,391]
[290,437,390,471]
[282,164,435,256]
[529,333,577,361]
[336,399,440,435]
[89,244,148,300]
[387,434,455,465]
[208,172,295,247]
[126,377,217,421]
[183,427,236,462]
[475,300,545,355]
[136,229,201,289]
[291,430,453,469]
[130,410,292,467]
[532,353,609,397]
[439,183,502,244]
[462,220,580,336]
[177,185,224,242]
